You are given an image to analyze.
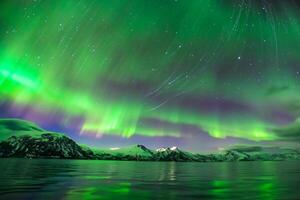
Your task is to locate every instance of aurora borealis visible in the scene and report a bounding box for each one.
[1,0,300,151]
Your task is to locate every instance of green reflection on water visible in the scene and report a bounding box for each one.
[66,182,132,200]
[209,162,281,200]
[257,162,279,200]
[211,180,231,199]
[83,175,111,180]
[258,180,277,200]
[0,159,298,200]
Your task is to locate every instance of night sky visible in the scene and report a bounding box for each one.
[1,0,300,151]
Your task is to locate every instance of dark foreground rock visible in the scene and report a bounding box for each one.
[0,133,94,159]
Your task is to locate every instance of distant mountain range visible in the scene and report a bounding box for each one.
[1,119,300,162]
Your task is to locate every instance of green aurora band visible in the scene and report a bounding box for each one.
[1,0,300,146]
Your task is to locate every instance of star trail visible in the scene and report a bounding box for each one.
[1,0,300,151]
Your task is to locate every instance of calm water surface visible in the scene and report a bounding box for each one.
[0,159,299,200]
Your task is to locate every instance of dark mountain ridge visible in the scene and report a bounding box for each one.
[0,119,300,162]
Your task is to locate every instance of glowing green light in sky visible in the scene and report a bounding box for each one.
[1,0,300,145]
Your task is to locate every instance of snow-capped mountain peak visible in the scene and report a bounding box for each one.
[156,147,167,152]
[110,147,120,151]
[156,146,179,152]
[170,146,178,151]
